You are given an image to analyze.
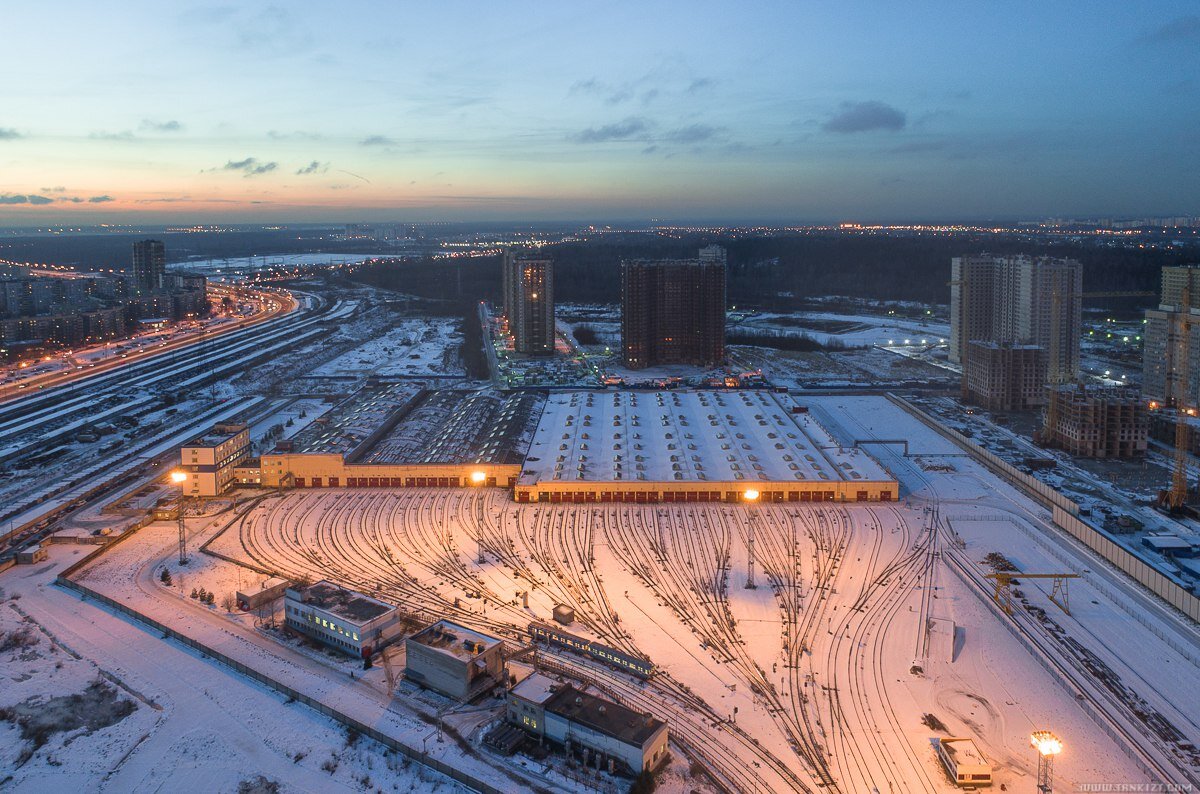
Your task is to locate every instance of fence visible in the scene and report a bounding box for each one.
[887,393,1200,627]
[54,574,510,794]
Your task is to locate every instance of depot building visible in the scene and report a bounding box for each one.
[199,386,898,503]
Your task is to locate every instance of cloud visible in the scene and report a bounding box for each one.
[41,186,67,193]
[570,117,651,144]
[89,130,137,142]
[687,78,715,93]
[663,124,722,144]
[295,160,328,175]
[822,100,907,133]
[360,135,396,146]
[139,119,182,132]
[213,157,278,176]
[0,194,56,205]
[0,195,28,204]
[60,196,85,203]
[1140,15,1200,44]
[88,195,115,203]
[0,128,21,140]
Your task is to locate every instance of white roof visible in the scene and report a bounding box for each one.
[518,390,891,486]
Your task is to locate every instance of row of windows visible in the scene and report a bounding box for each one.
[522,489,891,504]
[286,605,360,641]
[291,476,494,488]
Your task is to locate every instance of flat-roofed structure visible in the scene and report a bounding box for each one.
[284,580,404,658]
[542,685,669,775]
[405,620,506,700]
[965,341,1047,411]
[179,423,250,496]
[515,390,896,503]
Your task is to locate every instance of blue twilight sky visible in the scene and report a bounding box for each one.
[0,1,1197,224]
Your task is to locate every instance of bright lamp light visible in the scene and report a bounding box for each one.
[470,470,487,484]
[743,489,760,502]
[170,470,188,484]
[1030,731,1062,756]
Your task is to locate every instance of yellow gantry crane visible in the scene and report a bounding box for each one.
[985,572,1079,615]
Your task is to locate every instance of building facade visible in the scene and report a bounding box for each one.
[964,341,1047,411]
[1042,385,1148,457]
[404,620,505,700]
[621,251,726,369]
[132,239,167,292]
[284,580,404,658]
[502,250,555,355]
[179,423,251,496]
[950,254,1081,385]
[1142,266,1200,407]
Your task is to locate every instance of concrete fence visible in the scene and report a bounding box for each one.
[54,574,510,794]
[887,393,1200,627]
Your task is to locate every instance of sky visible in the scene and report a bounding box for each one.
[0,1,1198,225]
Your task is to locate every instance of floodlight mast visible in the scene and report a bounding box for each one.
[1030,731,1062,794]
[743,489,759,589]
[471,470,487,564]
[170,469,190,565]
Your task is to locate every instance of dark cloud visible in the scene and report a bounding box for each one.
[0,128,21,140]
[360,135,396,146]
[88,195,115,203]
[295,160,328,175]
[687,78,715,93]
[0,195,29,204]
[26,195,54,205]
[215,157,278,176]
[663,124,722,144]
[60,196,85,203]
[1140,15,1200,44]
[888,140,948,154]
[570,117,651,143]
[139,119,183,132]
[822,101,907,133]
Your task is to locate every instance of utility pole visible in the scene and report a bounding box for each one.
[743,490,759,589]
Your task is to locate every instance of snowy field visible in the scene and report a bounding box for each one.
[738,310,950,347]
[312,319,465,378]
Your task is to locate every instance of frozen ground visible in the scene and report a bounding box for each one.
[0,548,460,793]
[312,319,465,379]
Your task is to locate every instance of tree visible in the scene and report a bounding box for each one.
[221,593,237,612]
[190,588,199,599]
[160,569,172,586]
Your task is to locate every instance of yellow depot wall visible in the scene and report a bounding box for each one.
[259,454,522,489]
[512,478,898,504]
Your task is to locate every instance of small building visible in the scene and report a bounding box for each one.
[552,604,574,625]
[233,458,263,487]
[237,576,291,611]
[507,671,559,735]
[178,423,251,496]
[965,341,1046,411]
[405,620,505,701]
[15,544,48,565]
[284,580,403,658]
[1142,534,1198,558]
[936,736,992,787]
[541,684,669,775]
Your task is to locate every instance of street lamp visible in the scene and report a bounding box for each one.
[170,469,190,565]
[470,470,487,564]
[1030,730,1062,794]
[743,489,759,589]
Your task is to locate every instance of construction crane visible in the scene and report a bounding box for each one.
[985,572,1079,615]
[1161,277,1196,510]
[1041,290,1157,443]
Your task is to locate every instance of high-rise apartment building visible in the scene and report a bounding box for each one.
[950,254,1082,384]
[502,250,555,355]
[132,239,166,292]
[1141,265,1200,406]
[621,249,726,369]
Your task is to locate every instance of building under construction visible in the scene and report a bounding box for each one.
[965,341,1046,411]
[1041,385,1147,458]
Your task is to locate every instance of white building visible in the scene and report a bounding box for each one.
[284,580,403,658]
[405,620,506,700]
[178,423,250,496]
[536,683,668,775]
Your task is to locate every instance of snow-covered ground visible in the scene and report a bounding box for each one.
[312,319,465,379]
[44,394,1199,792]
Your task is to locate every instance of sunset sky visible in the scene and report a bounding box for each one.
[1,1,1198,224]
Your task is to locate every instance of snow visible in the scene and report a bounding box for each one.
[519,389,893,486]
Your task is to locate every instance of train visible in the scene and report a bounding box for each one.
[527,621,655,679]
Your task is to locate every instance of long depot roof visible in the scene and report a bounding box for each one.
[518,390,891,486]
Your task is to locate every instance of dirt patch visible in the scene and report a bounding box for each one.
[0,679,136,764]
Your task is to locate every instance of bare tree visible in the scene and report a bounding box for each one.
[221,593,237,612]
